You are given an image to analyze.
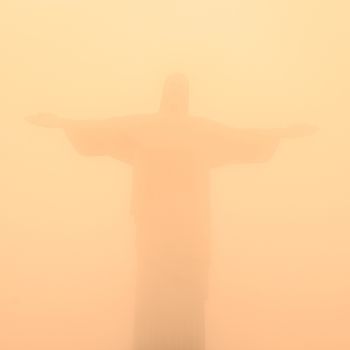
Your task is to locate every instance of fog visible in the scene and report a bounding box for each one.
[1,1,349,349]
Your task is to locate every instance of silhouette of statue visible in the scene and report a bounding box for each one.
[27,73,317,350]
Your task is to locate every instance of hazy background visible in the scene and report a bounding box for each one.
[1,1,349,349]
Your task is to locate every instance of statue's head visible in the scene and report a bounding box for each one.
[160,73,189,117]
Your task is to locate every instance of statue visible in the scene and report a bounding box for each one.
[27,73,317,350]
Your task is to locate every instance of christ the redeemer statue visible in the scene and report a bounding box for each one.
[27,74,317,350]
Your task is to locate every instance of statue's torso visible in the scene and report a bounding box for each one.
[129,117,212,222]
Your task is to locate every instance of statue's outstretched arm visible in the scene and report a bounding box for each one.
[26,113,144,163]
[199,119,318,167]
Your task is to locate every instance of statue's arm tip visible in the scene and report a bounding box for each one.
[25,115,42,127]
[305,124,320,136]
[282,123,320,138]
[25,113,63,128]
[25,115,38,125]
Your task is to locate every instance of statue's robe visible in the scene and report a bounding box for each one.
[63,115,279,350]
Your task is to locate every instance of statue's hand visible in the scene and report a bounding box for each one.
[284,124,319,138]
[26,113,65,128]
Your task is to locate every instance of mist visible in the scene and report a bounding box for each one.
[1,1,349,349]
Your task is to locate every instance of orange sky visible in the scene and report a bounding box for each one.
[1,1,349,349]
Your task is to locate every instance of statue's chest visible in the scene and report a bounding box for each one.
[135,148,199,189]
